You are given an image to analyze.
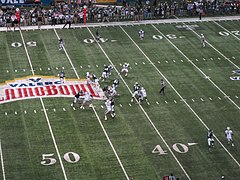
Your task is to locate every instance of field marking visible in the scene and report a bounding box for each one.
[54,28,130,180]
[53,29,80,78]
[120,24,240,168]
[19,30,68,180]
[88,27,191,180]
[0,140,6,180]
[213,21,240,41]
[151,25,240,110]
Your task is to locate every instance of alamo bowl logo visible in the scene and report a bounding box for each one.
[0,75,106,104]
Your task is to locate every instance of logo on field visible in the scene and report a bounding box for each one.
[175,24,200,30]
[230,70,240,80]
[0,75,106,104]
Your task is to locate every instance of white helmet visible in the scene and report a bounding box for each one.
[227,127,230,130]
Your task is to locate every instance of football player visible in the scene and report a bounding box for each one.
[59,38,64,50]
[159,79,166,96]
[101,65,109,82]
[71,90,84,107]
[107,65,113,77]
[131,82,140,102]
[104,98,115,120]
[225,127,234,146]
[80,91,93,109]
[96,28,100,41]
[112,79,119,89]
[200,33,205,47]
[121,63,130,77]
[207,129,214,151]
[139,29,144,40]
[58,71,65,84]
[139,87,148,104]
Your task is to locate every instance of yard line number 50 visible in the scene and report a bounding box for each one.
[41,152,80,166]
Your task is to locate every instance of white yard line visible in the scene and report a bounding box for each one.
[213,21,240,41]
[53,28,130,180]
[86,27,191,180]
[151,24,240,110]
[119,25,240,168]
[19,30,68,180]
[0,140,6,180]
[53,29,80,78]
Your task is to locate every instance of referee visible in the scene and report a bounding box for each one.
[159,79,166,96]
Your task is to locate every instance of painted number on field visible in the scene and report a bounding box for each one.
[41,152,80,166]
[153,34,179,40]
[152,143,191,155]
[11,41,37,47]
[219,31,240,36]
[84,38,108,43]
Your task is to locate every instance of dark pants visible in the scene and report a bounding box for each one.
[160,87,166,95]
[63,21,71,28]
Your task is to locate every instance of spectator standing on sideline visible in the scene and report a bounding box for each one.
[63,14,72,29]
[159,79,166,95]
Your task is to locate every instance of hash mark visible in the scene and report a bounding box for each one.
[142,62,145,65]
[15,111,17,115]
[218,97,222,100]
[39,68,42,71]
[48,67,51,70]
[96,65,98,67]
[203,58,206,61]
[88,65,91,68]
[34,110,37,113]
[173,60,176,62]
[200,98,204,101]
[63,108,66,111]
[73,107,76,110]
[129,103,132,106]
[181,60,183,62]
[24,110,27,114]
[164,101,168,104]
[174,100,177,103]
[218,57,221,60]
[210,58,213,60]
[156,101,159,105]
[195,59,198,61]
[135,62,138,65]
[56,67,58,70]
[80,66,82,68]
[5,112,7,116]
[158,61,160,64]
[15,69,17,72]
[23,69,26,72]
[120,104,122,107]
[232,56,236,59]
[235,96,239,99]
[101,105,104,109]
[6,70,9,73]
[192,99,195,102]
[166,61,168,63]
[62,67,65,70]
[53,108,56,112]
[209,97,212,101]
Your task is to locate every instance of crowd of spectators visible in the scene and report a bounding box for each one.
[0,0,239,28]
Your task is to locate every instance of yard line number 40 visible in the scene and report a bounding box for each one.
[41,152,80,166]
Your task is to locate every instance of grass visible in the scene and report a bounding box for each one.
[0,18,240,179]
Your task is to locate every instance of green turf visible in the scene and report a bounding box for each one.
[0,19,240,180]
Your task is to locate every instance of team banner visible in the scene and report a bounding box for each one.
[0,0,25,5]
[0,75,106,104]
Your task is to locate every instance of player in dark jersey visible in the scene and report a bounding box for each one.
[96,28,100,41]
[71,90,84,107]
[207,129,214,151]
[159,79,166,96]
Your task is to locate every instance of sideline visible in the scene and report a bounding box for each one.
[0,16,239,32]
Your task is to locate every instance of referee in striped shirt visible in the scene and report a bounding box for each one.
[159,79,166,96]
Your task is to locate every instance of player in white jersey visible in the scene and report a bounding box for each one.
[207,129,214,151]
[139,87,148,104]
[59,38,64,50]
[139,29,144,40]
[225,127,234,146]
[80,92,93,109]
[121,63,130,77]
[101,65,109,81]
[200,34,205,47]
[104,98,115,120]
[131,82,141,102]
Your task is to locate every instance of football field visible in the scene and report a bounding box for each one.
[0,16,240,180]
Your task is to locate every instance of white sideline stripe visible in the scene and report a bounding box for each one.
[121,24,240,168]
[213,21,240,41]
[151,25,240,111]
[91,107,129,180]
[54,28,129,180]
[87,26,189,179]
[53,29,80,79]
[120,24,240,172]
[0,140,6,180]
[19,30,68,180]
